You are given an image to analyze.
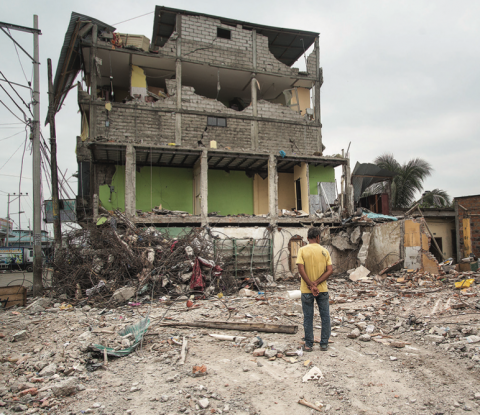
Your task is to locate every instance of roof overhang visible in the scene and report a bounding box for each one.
[276,155,346,173]
[152,6,318,67]
[49,12,115,124]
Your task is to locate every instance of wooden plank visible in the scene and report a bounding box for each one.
[159,320,298,334]
[0,285,26,308]
[463,218,471,257]
[0,285,27,295]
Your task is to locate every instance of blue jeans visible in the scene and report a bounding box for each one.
[301,292,331,348]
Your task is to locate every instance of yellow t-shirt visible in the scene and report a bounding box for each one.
[296,243,332,293]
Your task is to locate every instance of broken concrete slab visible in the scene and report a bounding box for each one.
[112,287,136,303]
[357,231,371,265]
[302,366,324,382]
[349,266,371,281]
[51,377,78,397]
[332,235,356,251]
[350,227,361,244]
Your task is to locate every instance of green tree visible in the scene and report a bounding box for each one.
[418,189,452,208]
[365,153,447,209]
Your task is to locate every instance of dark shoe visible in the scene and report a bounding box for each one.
[303,345,313,352]
[320,344,329,351]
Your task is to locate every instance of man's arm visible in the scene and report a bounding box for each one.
[298,264,319,295]
[312,264,333,285]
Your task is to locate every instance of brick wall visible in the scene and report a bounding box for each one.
[92,82,318,153]
[181,114,252,150]
[95,105,175,145]
[166,15,301,76]
[306,50,317,76]
[258,122,317,155]
[255,34,299,76]
[456,195,480,257]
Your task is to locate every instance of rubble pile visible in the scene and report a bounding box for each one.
[52,223,240,303]
[0,264,479,413]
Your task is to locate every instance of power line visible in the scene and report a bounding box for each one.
[0,138,26,171]
[0,99,27,124]
[7,28,29,83]
[113,11,154,26]
[0,130,24,141]
[0,83,28,120]
[0,70,33,115]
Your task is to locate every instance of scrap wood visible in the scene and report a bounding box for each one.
[178,336,188,365]
[159,320,298,334]
[298,398,323,412]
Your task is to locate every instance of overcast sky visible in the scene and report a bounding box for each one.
[1,0,479,230]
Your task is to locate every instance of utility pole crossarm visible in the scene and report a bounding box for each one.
[0,21,41,34]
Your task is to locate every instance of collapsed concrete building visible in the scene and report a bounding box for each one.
[50,7,452,280]
[49,7,361,276]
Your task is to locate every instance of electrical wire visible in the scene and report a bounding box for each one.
[0,70,33,116]
[0,138,26,172]
[8,28,29,84]
[0,99,27,124]
[112,11,154,26]
[0,130,24,142]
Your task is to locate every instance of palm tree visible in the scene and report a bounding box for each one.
[365,154,437,208]
[418,189,452,208]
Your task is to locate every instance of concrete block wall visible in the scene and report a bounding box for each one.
[180,16,252,69]
[246,100,304,122]
[258,122,317,155]
[95,106,171,145]
[306,50,317,76]
[256,35,299,76]
[181,114,251,150]
[174,15,299,76]
[158,37,177,58]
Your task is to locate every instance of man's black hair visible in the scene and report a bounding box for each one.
[307,227,321,240]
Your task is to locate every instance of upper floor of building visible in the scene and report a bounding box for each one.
[51,8,325,157]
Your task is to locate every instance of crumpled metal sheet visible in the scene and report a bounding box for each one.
[91,316,150,357]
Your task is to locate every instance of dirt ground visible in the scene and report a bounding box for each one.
[1,271,480,415]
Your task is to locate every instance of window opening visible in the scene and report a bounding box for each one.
[295,179,302,211]
[217,28,231,40]
[207,116,227,127]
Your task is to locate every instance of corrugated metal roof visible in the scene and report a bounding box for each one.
[351,162,397,202]
[151,6,318,67]
[49,12,115,122]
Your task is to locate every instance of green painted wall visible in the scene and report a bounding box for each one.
[157,227,193,238]
[136,167,193,213]
[208,170,253,215]
[309,165,335,194]
[99,166,125,211]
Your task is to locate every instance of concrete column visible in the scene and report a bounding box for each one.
[251,75,258,151]
[125,144,136,217]
[200,150,209,226]
[268,154,278,221]
[252,30,257,70]
[93,193,99,220]
[175,16,182,146]
[89,25,98,142]
[345,158,354,217]
[175,60,182,146]
[314,37,322,152]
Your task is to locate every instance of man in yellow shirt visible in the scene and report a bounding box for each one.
[296,227,333,352]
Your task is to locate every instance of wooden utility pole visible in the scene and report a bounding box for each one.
[47,58,62,249]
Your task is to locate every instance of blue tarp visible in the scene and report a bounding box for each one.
[363,210,398,221]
